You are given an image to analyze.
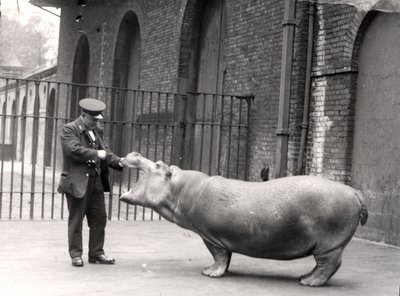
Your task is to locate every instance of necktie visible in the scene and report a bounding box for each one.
[88,130,96,142]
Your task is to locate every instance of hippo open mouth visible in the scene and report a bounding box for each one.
[120,152,154,206]
[120,170,147,206]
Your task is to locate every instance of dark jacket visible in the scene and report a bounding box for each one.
[58,116,122,198]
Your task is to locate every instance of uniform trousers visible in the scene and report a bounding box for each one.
[66,174,107,258]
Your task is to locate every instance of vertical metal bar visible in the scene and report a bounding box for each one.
[208,94,216,175]
[147,92,153,220]
[126,89,137,220]
[9,80,20,219]
[112,89,119,220]
[217,95,225,176]
[95,86,100,100]
[244,98,252,181]
[105,88,113,220]
[146,91,152,159]
[117,88,125,221]
[19,80,29,219]
[30,81,40,219]
[41,81,50,219]
[0,78,9,219]
[154,92,160,161]
[178,94,187,169]
[161,93,167,162]
[51,83,61,219]
[136,90,145,220]
[199,94,206,171]
[188,94,196,170]
[236,98,243,180]
[114,89,123,221]
[227,96,233,178]
[168,94,175,166]
[61,83,72,220]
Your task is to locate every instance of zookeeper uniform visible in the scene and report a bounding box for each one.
[58,98,124,266]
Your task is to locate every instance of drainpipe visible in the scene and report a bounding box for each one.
[275,0,297,178]
[296,1,316,175]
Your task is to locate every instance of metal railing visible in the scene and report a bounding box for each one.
[0,77,252,220]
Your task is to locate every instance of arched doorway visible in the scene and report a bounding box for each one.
[179,0,226,174]
[71,34,90,120]
[111,11,141,157]
[352,12,400,245]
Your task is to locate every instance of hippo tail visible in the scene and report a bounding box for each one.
[354,190,368,226]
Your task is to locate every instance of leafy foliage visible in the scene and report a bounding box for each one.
[0,10,58,73]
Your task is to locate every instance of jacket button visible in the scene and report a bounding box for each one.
[86,173,89,177]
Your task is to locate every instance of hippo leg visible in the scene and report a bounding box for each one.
[201,240,232,278]
[300,247,343,287]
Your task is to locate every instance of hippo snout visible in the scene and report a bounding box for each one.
[123,152,156,170]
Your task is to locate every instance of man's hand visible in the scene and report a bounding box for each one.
[118,157,125,167]
[97,150,107,160]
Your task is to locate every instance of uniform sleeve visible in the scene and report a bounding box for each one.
[95,128,123,171]
[60,125,98,163]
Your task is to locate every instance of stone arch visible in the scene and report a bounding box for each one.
[350,11,378,71]
[177,0,226,93]
[177,0,227,174]
[111,10,141,157]
[71,34,90,119]
[350,11,400,245]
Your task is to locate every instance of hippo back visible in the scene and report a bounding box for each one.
[184,175,362,259]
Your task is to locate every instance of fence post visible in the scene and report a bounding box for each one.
[30,81,41,219]
[172,94,186,167]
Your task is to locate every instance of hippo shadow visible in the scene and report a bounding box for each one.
[224,270,300,286]
[222,270,350,289]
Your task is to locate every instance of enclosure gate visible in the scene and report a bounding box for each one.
[0,78,252,220]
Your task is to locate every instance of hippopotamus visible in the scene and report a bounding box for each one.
[120,152,368,287]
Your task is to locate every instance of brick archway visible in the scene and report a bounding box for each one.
[111,10,141,157]
[71,34,90,119]
[351,11,400,246]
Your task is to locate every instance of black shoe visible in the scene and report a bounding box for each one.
[71,256,84,267]
[88,254,115,264]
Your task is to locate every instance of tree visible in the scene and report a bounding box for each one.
[0,10,58,72]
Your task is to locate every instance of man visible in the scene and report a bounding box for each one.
[58,98,126,267]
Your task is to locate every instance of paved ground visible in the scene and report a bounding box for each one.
[0,220,399,296]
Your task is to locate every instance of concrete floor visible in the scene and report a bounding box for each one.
[0,220,399,296]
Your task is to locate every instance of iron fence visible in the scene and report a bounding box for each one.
[0,77,252,220]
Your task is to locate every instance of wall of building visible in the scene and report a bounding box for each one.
[55,0,296,182]
[52,0,399,245]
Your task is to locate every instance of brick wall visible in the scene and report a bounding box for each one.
[55,0,289,182]
[223,0,284,181]
[41,0,400,245]
[305,4,365,182]
[54,1,369,184]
